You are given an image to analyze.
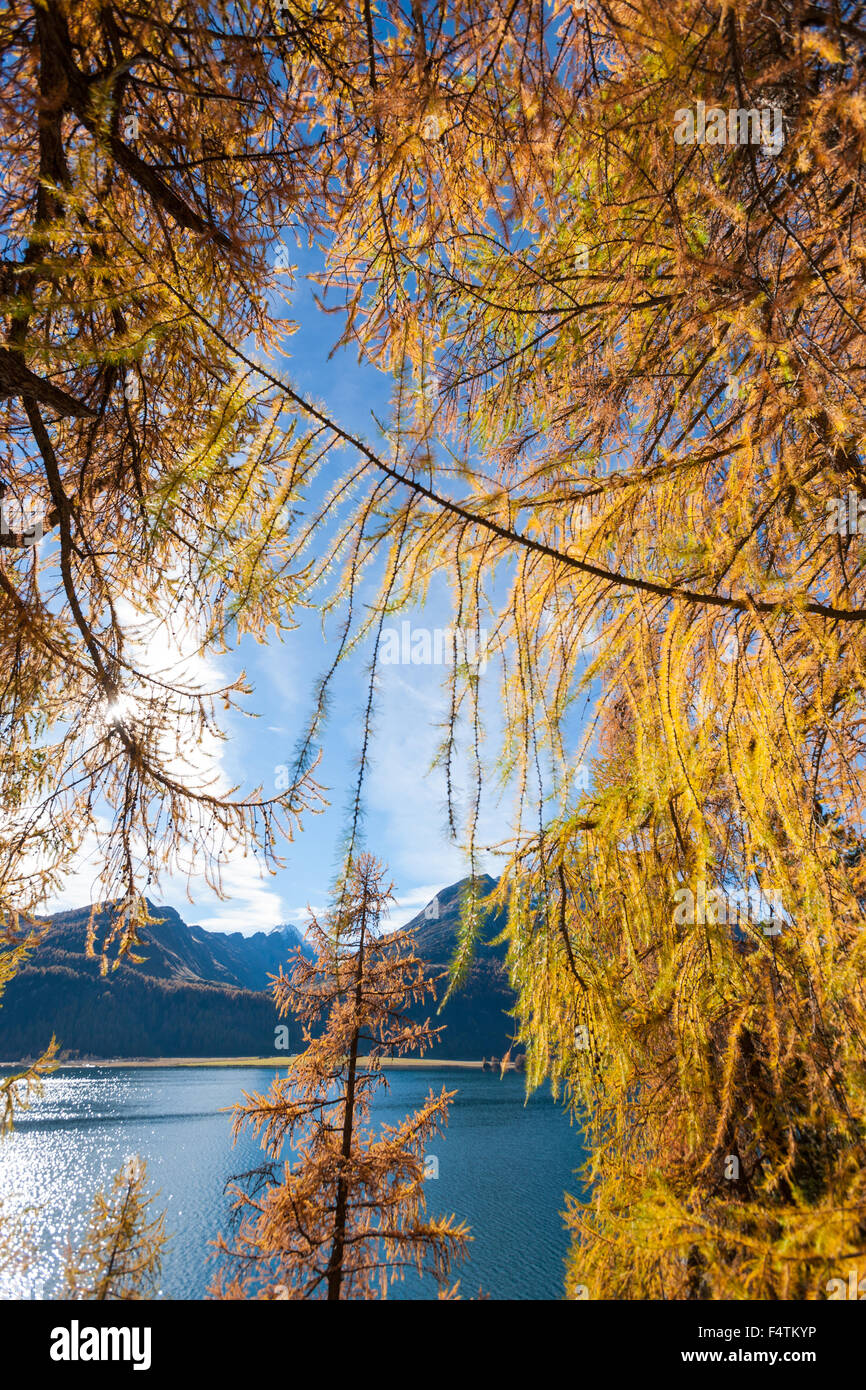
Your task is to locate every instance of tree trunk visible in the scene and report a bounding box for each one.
[326,914,367,1299]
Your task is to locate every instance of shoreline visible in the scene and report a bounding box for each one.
[2,1055,516,1071]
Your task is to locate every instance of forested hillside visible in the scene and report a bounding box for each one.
[0,903,304,1059]
[0,884,515,1060]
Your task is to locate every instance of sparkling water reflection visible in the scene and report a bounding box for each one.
[0,1065,582,1300]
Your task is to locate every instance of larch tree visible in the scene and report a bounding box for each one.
[0,0,331,1298]
[232,0,866,1299]
[0,0,336,969]
[61,1156,166,1300]
[3,0,866,1304]
[210,853,470,1300]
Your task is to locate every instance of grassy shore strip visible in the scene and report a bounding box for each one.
[45,1056,506,1070]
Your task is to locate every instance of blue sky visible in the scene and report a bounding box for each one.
[48,237,517,936]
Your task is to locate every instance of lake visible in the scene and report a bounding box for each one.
[0,1065,583,1301]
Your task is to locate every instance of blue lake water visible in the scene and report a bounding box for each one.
[0,1065,583,1301]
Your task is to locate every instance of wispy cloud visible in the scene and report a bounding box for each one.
[43,599,288,934]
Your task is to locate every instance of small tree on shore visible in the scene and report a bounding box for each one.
[211,853,470,1300]
[62,1156,166,1300]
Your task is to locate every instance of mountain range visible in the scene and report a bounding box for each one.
[0,876,516,1061]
